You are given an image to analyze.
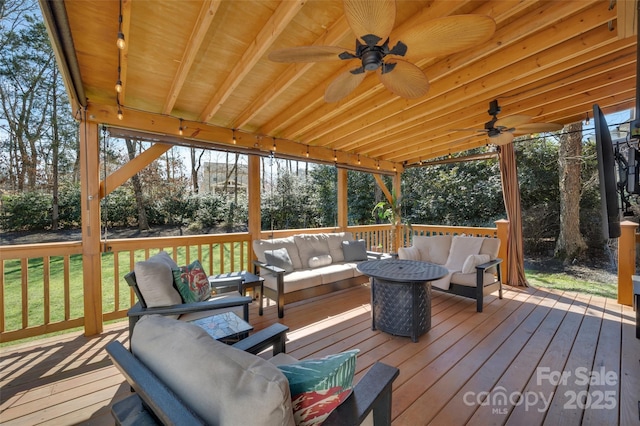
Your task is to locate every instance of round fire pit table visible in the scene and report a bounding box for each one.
[357,259,448,342]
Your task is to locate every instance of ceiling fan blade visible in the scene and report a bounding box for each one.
[494,114,533,129]
[343,0,395,44]
[450,128,488,133]
[324,70,367,103]
[268,46,351,63]
[397,15,495,59]
[377,59,429,99]
[513,122,564,135]
[492,132,515,146]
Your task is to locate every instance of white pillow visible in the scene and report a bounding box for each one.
[308,254,332,268]
[134,260,182,307]
[461,254,492,274]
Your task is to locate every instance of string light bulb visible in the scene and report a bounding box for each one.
[272,137,277,152]
[232,129,237,144]
[305,146,309,158]
[115,79,122,93]
[116,2,126,50]
[117,107,123,120]
[178,119,184,136]
[377,160,380,170]
[117,32,126,50]
[333,150,337,162]
[357,154,361,165]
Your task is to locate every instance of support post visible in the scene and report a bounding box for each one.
[248,155,261,258]
[337,168,348,231]
[80,120,103,336]
[393,172,402,251]
[618,220,637,306]
[495,219,509,285]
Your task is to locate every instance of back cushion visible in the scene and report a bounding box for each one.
[134,257,182,308]
[294,234,330,268]
[479,237,500,258]
[254,237,303,270]
[413,235,452,264]
[326,232,352,263]
[132,315,295,426]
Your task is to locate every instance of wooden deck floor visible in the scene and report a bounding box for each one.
[1,284,639,425]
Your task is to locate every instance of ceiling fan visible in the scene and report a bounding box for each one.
[457,99,564,145]
[268,0,495,103]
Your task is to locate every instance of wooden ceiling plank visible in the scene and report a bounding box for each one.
[286,0,598,146]
[383,67,636,163]
[233,16,352,129]
[198,0,306,123]
[362,41,636,160]
[303,0,608,149]
[400,81,636,163]
[162,0,221,115]
[118,0,132,103]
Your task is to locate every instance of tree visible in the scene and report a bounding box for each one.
[555,122,587,260]
[125,138,149,230]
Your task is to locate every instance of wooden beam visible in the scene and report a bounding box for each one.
[337,168,347,230]
[199,0,305,122]
[236,16,352,128]
[617,0,637,39]
[100,143,172,198]
[248,155,261,251]
[86,103,402,174]
[162,0,221,114]
[374,174,393,205]
[79,120,103,336]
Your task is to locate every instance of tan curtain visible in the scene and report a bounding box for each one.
[498,143,528,287]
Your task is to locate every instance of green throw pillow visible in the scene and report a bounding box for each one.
[172,260,211,303]
[278,349,359,425]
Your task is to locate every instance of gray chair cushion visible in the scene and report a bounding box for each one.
[131,315,295,426]
[133,260,182,308]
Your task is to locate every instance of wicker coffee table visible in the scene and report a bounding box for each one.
[357,259,448,342]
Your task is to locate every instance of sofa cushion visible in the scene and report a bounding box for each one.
[294,234,330,268]
[397,246,420,261]
[444,236,484,271]
[265,247,295,273]
[450,271,499,287]
[133,260,182,308]
[277,349,359,426]
[172,260,211,303]
[308,254,332,268]
[254,237,304,270]
[326,232,352,263]
[131,315,294,426]
[342,240,367,261]
[319,263,356,284]
[461,254,492,274]
[263,269,324,293]
[412,235,451,265]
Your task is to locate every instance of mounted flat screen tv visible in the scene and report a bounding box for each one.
[593,104,621,239]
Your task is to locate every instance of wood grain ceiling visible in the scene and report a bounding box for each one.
[43,0,637,173]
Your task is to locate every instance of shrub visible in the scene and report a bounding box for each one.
[0,191,51,231]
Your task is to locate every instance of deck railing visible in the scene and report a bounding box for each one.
[6,220,635,343]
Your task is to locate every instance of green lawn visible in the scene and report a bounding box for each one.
[525,269,617,300]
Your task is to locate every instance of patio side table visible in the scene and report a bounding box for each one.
[209,271,264,315]
[357,259,448,342]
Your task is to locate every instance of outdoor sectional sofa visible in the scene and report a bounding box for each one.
[398,234,503,312]
[253,232,382,318]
